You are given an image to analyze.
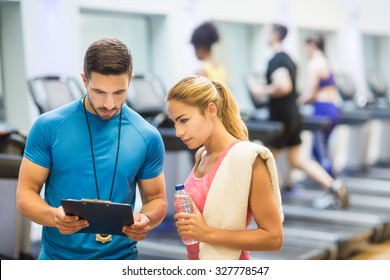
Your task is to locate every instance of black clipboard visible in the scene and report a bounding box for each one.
[61,199,134,236]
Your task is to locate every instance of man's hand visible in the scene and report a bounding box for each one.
[122,212,151,241]
[54,206,89,234]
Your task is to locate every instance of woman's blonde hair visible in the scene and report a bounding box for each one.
[166,75,248,141]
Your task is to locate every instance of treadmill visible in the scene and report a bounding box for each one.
[330,72,390,240]
[27,75,84,115]
[0,122,26,157]
[335,72,390,181]
[359,69,390,175]
[0,123,33,260]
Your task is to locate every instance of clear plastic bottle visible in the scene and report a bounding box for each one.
[173,183,198,245]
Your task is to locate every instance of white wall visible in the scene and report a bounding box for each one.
[0,1,29,132]
[20,0,81,79]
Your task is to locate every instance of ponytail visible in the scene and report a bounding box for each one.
[211,80,248,141]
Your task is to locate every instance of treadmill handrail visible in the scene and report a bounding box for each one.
[283,204,384,226]
[0,154,23,179]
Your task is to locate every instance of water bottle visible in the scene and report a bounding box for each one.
[173,184,198,245]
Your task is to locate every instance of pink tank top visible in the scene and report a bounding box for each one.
[184,141,252,260]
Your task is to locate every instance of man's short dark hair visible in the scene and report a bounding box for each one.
[83,38,133,80]
[272,24,288,41]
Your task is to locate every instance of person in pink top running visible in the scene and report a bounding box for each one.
[166,75,283,260]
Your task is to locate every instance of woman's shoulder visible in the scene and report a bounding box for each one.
[310,54,328,69]
[233,141,269,152]
[225,141,273,164]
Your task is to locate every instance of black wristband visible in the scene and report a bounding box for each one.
[139,212,151,221]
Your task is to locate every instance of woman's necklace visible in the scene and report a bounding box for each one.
[83,97,122,243]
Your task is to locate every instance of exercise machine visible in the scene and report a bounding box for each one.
[0,122,32,259]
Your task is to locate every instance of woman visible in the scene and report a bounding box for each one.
[190,22,227,82]
[166,75,283,260]
[297,33,341,177]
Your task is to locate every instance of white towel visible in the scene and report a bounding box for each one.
[199,141,284,260]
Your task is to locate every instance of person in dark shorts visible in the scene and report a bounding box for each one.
[247,23,348,209]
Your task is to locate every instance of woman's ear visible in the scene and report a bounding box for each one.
[207,102,218,116]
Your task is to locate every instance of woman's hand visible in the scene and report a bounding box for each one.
[174,203,211,243]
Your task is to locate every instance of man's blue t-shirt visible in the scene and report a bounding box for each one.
[24,98,165,259]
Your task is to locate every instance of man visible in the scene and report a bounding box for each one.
[16,38,167,259]
[247,24,348,209]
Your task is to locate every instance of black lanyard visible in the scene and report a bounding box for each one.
[82,97,122,201]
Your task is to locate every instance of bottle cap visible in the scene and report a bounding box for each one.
[175,184,185,191]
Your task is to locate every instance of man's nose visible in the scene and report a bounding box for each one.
[103,94,115,110]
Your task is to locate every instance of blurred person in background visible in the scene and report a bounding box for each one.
[297,32,341,178]
[191,21,227,82]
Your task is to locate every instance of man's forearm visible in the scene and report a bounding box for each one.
[139,199,167,229]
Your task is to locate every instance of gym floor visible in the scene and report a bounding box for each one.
[348,239,390,260]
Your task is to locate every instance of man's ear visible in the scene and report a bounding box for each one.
[80,73,88,88]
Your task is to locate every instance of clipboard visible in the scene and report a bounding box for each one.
[61,199,134,236]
